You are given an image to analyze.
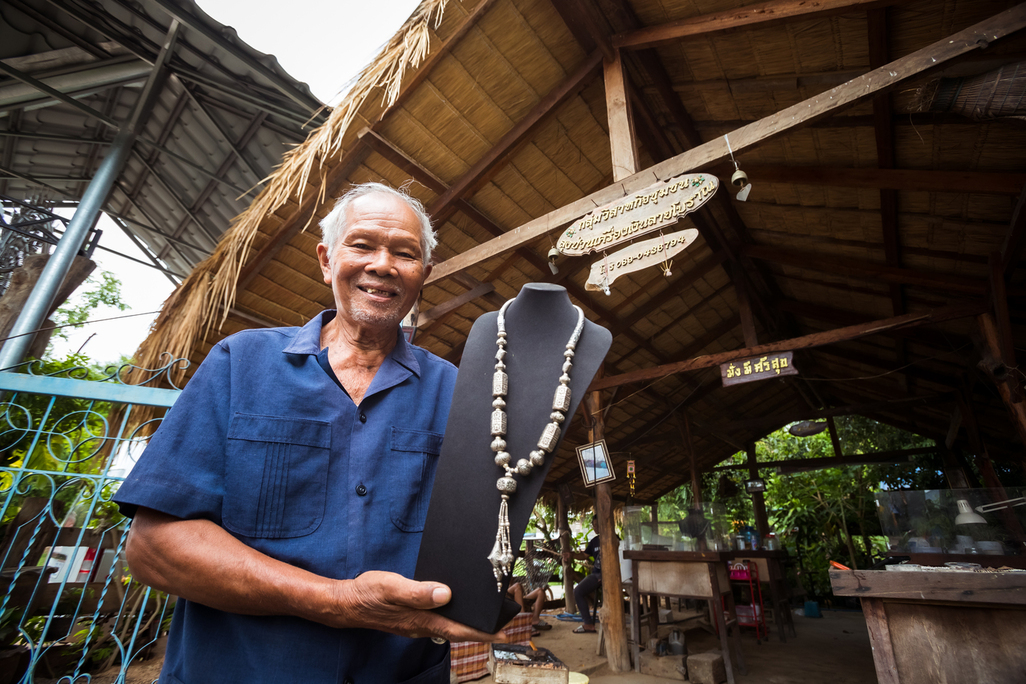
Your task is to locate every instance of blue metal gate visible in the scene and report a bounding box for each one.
[0,358,182,683]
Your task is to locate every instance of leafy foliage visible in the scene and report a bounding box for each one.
[48,270,128,346]
[655,416,949,598]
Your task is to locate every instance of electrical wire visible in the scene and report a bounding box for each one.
[0,310,162,343]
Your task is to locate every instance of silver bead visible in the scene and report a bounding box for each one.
[550,411,565,423]
[492,397,506,409]
[559,373,571,384]
[495,451,511,466]
[530,450,545,467]
[492,371,508,396]
[495,348,506,360]
[497,331,507,339]
[538,423,560,453]
[491,409,507,436]
[491,437,506,452]
[562,360,573,373]
[516,459,532,475]
[497,476,517,493]
[564,349,574,358]
[553,385,571,412]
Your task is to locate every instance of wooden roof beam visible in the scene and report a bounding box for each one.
[613,0,900,51]
[427,6,1026,285]
[747,244,988,295]
[592,300,987,391]
[712,165,1026,195]
[426,50,603,225]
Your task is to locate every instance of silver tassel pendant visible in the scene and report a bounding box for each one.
[487,494,513,590]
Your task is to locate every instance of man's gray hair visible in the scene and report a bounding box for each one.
[319,182,437,264]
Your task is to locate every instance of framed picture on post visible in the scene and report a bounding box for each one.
[576,440,616,487]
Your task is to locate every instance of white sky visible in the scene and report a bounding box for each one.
[48,0,422,365]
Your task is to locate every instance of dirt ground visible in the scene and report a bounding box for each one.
[40,608,877,684]
[479,607,879,684]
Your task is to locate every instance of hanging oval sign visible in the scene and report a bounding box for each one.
[585,228,699,291]
[557,173,717,257]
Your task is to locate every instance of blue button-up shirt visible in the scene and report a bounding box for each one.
[115,311,457,684]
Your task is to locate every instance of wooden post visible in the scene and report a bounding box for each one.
[603,47,639,182]
[746,442,769,540]
[826,416,844,457]
[557,493,578,614]
[584,389,630,672]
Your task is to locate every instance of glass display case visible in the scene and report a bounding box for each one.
[622,502,734,551]
[875,487,1026,556]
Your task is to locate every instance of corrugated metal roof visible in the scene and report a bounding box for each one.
[0,0,326,282]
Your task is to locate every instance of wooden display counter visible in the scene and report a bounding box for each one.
[624,550,746,683]
[830,568,1026,684]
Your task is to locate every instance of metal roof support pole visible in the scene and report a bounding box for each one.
[0,21,180,370]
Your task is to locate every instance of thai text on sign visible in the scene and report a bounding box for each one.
[721,351,798,387]
[556,173,718,256]
[585,229,698,291]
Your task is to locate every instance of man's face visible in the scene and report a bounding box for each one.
[316,192,431,335]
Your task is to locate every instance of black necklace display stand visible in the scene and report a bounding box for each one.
[415,283,611,633]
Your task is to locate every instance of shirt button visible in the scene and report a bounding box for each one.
[359,413,367,423]
[356,484,367,496]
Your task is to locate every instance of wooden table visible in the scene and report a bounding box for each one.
[624,550,746,683]
[729,549,797,642]
[830,568,1026,684]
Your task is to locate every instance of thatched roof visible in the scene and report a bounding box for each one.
[135,0,1026,505]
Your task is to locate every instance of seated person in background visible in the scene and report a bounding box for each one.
[564,530,604,634]
[506,580,549,635]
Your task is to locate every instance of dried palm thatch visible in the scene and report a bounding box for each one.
[131,0,451,383]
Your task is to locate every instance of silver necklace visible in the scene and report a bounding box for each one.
[486,298,585,590]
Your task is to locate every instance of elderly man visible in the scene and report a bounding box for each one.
[115,183,497,684]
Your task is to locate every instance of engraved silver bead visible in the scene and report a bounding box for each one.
[497,476,517,493]
[491,437,506,452]
[492,397,506,409]
[530,450,545,467]
[538,422,560,453]
[553,385,571,412]
[493,371,508,395]
[491,409,507,435]
[550,411,565,423]
[516,459,532,475]
[495,451,511,466]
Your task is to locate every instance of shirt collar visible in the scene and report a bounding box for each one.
[281,310,421,377]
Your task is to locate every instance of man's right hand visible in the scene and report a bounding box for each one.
[325,571,502,643]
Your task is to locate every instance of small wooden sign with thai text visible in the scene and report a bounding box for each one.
[721,351,797,386]
[556,173,718,256]
[585,228,698,291]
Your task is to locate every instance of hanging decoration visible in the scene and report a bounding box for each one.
[556,173,718,257]
[585,229,699,292]
[627,459,636,500]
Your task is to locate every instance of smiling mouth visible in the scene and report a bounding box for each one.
[359,285,398,298]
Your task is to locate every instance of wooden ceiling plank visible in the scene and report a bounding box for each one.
[426,50,603,223]
[428,5,1026,285]
[747,244,987,295]
[592,300,987,391]
[612,0,900,51]
[1001,185,1026,279]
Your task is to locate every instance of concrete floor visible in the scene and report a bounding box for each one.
[477,608,879,684]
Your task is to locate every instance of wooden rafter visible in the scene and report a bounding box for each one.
[591,300,987,391]
[427,5,1026,285]
[717,165,1026,195]
[612,0,903,51]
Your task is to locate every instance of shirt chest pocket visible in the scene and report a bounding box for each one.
[388,427,443,533]
[224,414,331,539]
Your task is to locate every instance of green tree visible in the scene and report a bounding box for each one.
[47,270,128,351]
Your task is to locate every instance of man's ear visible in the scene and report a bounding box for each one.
[316,244,332,285]
[422,262,433,281]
